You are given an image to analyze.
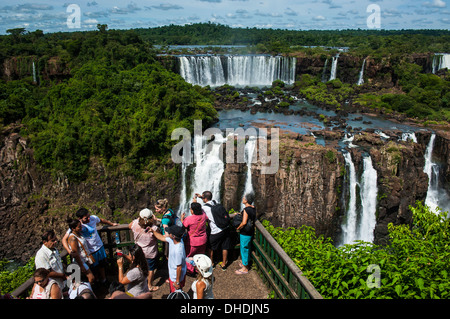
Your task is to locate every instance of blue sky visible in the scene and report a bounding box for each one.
[0,0,449,34]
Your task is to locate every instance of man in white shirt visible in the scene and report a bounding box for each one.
[35,230,67,290]
[194,191,231,270]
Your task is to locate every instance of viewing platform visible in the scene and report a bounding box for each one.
[12,220,322,300]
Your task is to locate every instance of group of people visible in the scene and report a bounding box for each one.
[28,190,256,299]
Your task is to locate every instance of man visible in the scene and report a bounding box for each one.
[151,225,186,292]
[62,207,118,286]
[194,191,231,270]
[35,230,67,291]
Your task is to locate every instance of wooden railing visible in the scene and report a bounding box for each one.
[252,220,323,299]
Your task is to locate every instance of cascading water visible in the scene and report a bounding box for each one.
[329,53,339,81]
[32,61,37,83]
[321,58,329,82]
[359,156,378,243]
[423,133,450,215]
[341,152,358,245]
[179,55,296,87]
[340,152,378,246]
[241,137,257,210]
[401,132,417,143]
[432,53,450,74]
[357,58,366,85]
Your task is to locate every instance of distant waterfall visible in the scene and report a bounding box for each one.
[321,58,329,82]
[357,58,366,85]
[329,53,339,81]
[340,152,378,246]
[179,55,296,87]
[423,134,450,214]
[432,53,450,74]
[32,61,37,83]
[241,137,257,210]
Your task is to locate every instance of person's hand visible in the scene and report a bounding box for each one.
[117,257,124,267]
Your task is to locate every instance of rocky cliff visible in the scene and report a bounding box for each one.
[0,124,181,262]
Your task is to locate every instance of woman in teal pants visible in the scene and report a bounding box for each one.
[235,193,256,275]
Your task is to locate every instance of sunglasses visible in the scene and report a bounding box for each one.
[35,278,47,284]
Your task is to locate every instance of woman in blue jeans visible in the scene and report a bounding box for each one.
[235,193,256,275]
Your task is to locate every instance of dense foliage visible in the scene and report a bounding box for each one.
[264,202,450,299]
[0,26,217,180]
[0,258,35,296]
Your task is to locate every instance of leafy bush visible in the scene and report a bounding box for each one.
[263,201,450,299]
[0,258,35,297]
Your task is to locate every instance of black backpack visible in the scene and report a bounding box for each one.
[205,200,230,229]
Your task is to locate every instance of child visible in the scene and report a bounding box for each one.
[151,225,187,292]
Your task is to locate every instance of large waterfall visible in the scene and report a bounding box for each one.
[423,133,450,214]
[432,53,450,74]
[340,152,378,246]
[179,55,296,87]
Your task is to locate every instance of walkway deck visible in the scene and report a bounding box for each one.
[97,251,269,299]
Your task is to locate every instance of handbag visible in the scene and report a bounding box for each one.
[232,208,254,233]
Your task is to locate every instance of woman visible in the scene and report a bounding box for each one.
[181,202,208,272]
[234,193,256,275]
[117,244,150,297]
[191,254,214,299]
[67,218,95,284]
[154,198,176,258]
[129,208,160,292]
[29,268,62,299]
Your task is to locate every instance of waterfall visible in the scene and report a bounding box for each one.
[241,137,257,210]
[432,53,450,74]
[340,153,378,246]
[179,133,225,216]
[401,132,417,143]
[177,148,190,216]
[321,58,329,82]
[341,152,358,245]
[359,156,378,243]
[357,58,366,85]
[32,61,37,83]
[329,53,339,81]
[179,55,296,87]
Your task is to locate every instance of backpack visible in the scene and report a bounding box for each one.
[163,209,183,228]
[205,200,230,229]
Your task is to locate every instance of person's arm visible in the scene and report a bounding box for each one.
[62,231,72,256]
[196,280,206,299]
[50,283,62,299]
[28,284,36,299]
[174,264,182,290]
[117,257,132,285]
[237,209,249,231]
[100,217,118,226]
[150,228,167,242]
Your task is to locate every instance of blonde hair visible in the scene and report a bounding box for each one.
[155,199,169,210]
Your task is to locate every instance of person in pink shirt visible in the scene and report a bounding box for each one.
[181,202,208,274]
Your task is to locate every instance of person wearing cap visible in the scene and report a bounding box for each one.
[191,254,214,299]
[129,208,160,292]
[150,224,187,293]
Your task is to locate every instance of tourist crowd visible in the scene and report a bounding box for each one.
[27,190,256,299]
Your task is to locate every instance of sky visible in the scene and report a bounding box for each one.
[0,0,449,35]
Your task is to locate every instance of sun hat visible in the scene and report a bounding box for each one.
[193,254,213,278]
[139,208,153,222]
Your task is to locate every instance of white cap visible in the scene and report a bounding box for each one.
[193,254,213,278]
[139,208,153,221]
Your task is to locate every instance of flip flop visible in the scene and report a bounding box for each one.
[235,269,248,275]
[149,286,160,292]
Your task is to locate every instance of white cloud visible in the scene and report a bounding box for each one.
[313,15,326,20]
[423,0,447,8]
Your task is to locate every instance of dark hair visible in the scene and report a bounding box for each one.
[75,208,89,219]
[202,191,212,201]
[67,218,80,231]
[129,245,149,278]
[41,229,55,243]
[109,281,125,295]
[34,268,50,278]
[244,193,255,205]
[191,202,203,215]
